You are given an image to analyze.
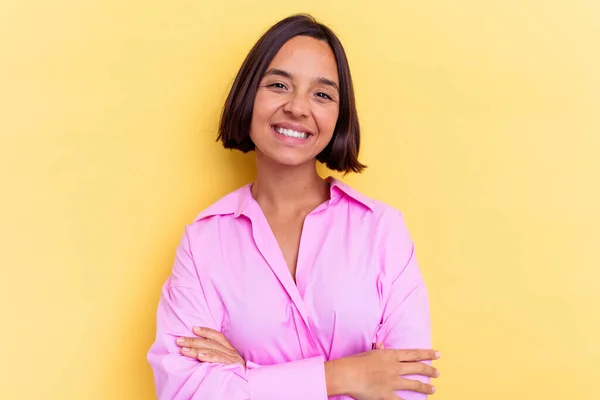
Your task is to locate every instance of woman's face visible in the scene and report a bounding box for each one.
[250,35,340,168]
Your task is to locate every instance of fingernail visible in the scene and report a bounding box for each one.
[435,351,441,359]
[435,369,440,377]
[177,337,185,344]
[431,386,436,394]
[193,327,202,333]
[197,353,206,358]
[182,347,190,352]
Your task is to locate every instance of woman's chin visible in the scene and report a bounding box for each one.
[265,155,315,169]
[255,148,315,169]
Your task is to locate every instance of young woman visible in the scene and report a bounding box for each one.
[148,14,440,400]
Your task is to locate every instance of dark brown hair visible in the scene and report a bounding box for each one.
[217,14,366,173]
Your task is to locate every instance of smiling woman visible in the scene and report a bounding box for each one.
[250,36,342,171]
[217,15,363,173]
[147,14,440,400]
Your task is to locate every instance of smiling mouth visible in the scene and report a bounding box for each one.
[273,125,310,140]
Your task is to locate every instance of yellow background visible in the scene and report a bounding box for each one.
[1,0,598,399]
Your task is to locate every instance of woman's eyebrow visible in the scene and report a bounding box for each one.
[317,77,339,92]
[264,68,292,79]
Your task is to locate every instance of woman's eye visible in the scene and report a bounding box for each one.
[316,92,332,100]
[269,83,287,89]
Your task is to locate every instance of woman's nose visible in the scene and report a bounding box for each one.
[283,92,310,117]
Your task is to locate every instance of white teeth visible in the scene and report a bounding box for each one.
[275,126,308,139]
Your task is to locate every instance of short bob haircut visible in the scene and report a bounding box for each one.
[217,14,366,174]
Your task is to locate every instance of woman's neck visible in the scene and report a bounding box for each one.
[252,154,330,215]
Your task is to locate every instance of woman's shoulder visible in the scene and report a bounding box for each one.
[190,183,253,225]
[369,199,412,237]
[335,180,415,256]
[331,177,408,222]
[339,183,417,262]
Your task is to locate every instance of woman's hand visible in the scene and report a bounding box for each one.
[176,327,246,368]
[326,347,440,400]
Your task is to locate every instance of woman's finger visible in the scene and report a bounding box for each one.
[197,350,244,366]
[180,347,240,365]
[180,345,205,360]
[192,327,235,350]
[201,338,238,355]
[399,361,440,378]
[395,349,440,362]
[177,336,238,357]
[394,377,436,395]
[176,336,203,349]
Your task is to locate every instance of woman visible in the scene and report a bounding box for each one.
[148,14,440,400]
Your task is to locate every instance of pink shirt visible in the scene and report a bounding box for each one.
[148,177,431,399]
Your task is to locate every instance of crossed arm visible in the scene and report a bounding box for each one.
[175,326,439,399]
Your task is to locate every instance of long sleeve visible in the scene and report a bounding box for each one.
[147,227,328,400]
[375,212,432,400]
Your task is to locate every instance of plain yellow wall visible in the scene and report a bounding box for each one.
[1,0,599,399]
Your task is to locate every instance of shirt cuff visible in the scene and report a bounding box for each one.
[247,356,327,400]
